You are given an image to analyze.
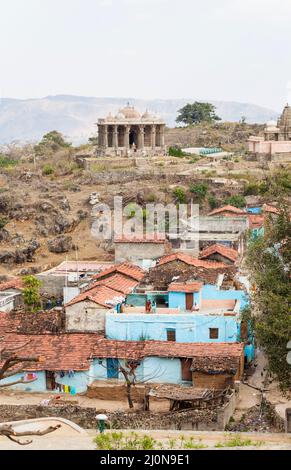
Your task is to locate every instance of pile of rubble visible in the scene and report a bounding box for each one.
[226,400,285,433]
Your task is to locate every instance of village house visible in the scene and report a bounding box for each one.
[167,212,248,256]
[199,244,239,265]
[0,310,244,392]
[64,263,145,332]
[114,234,170,264]
[36,260,115,301]
[0,278,24,312]
[142,252,237,290]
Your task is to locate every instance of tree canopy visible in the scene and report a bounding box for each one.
[34,130,71,156]
[22,275,42,312]
[176,102,221,126]
[246,207,291,389]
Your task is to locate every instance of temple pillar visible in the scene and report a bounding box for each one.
[139,125,145,150]
[113,125,118,150]
[160,125,165,148]
[124,125,130,151]
[151,124,156,151]
[104,125,108,149]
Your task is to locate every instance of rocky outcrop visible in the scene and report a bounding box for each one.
[0,239,40,265]
[47,235,73,253]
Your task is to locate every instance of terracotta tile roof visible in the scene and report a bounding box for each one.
[114,233,166,244]
[92,262,145,282]
[263,204,280,215]
[0,278,23,292]
[89,273,139,295]
[208,205,246,216]
[0,332,100,371]
[65,285,124,308]
[199,244,239,263]
[248,214,265,229]
[157,252,227,269]
[168,281,203,293]
[190,356,240,374]
[92,338,244,361]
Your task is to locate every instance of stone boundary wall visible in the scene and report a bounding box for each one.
[0,395,236,431]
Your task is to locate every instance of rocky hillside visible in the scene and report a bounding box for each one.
[0,125,286,279]
[0,95,277,145]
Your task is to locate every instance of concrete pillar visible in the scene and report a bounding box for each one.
[113,125,118,150]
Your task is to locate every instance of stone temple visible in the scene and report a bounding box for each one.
[97,104,166,157]
[248,104,291,155]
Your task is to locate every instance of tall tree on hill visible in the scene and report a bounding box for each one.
[176,102,221,126]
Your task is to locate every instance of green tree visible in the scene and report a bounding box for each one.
[173,187,187,204]
[190,183,208,202]
[176,102,221,126]
[224,194,246,208]
[208,194,218,210]
[246,207,291,389]
[34,131,71,155]
[22,275,42,312]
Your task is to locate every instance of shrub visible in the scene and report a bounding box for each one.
[0,217,8,229]
[244,182,259,196]
[42,164,54,175]
[0,155,18,168]
[168,147,189,158]
[208,194,218,210]
[173,187,187,204]
[189,183,208,201]
[224,194,246,208]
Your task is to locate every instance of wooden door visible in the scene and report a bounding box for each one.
[181,359,192,381]
[186,293,193,310]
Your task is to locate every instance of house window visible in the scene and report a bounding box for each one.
[209,328,219,339]
[167,329,176,342]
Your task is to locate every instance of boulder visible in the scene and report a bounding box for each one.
[47,235,73,253]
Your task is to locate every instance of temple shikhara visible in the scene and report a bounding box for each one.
[97,104,166,157]
[248,104,291,155]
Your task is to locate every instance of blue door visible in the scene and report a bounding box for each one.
[107,358,119,378]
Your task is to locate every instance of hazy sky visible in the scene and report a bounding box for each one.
[1,0,291,110]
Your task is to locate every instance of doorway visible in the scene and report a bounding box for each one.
[186,293,194,310]
[46,371,56,390]
[129,127,138,149]
[107,358,119,379]
[181,359,192,382]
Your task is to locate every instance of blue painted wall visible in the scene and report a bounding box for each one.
[93,357,182,384]
[0,371,46,392]
[106,313,239,343]
[0,368,95,393]
[201,285,248,310]
[168,291,200,310]
[55,370,92,393]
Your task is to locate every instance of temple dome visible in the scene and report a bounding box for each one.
[142,110,158,120]
[266,120,277,127]
[118,105,141,119]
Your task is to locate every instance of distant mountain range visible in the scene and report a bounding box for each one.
[0,95,279,145]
